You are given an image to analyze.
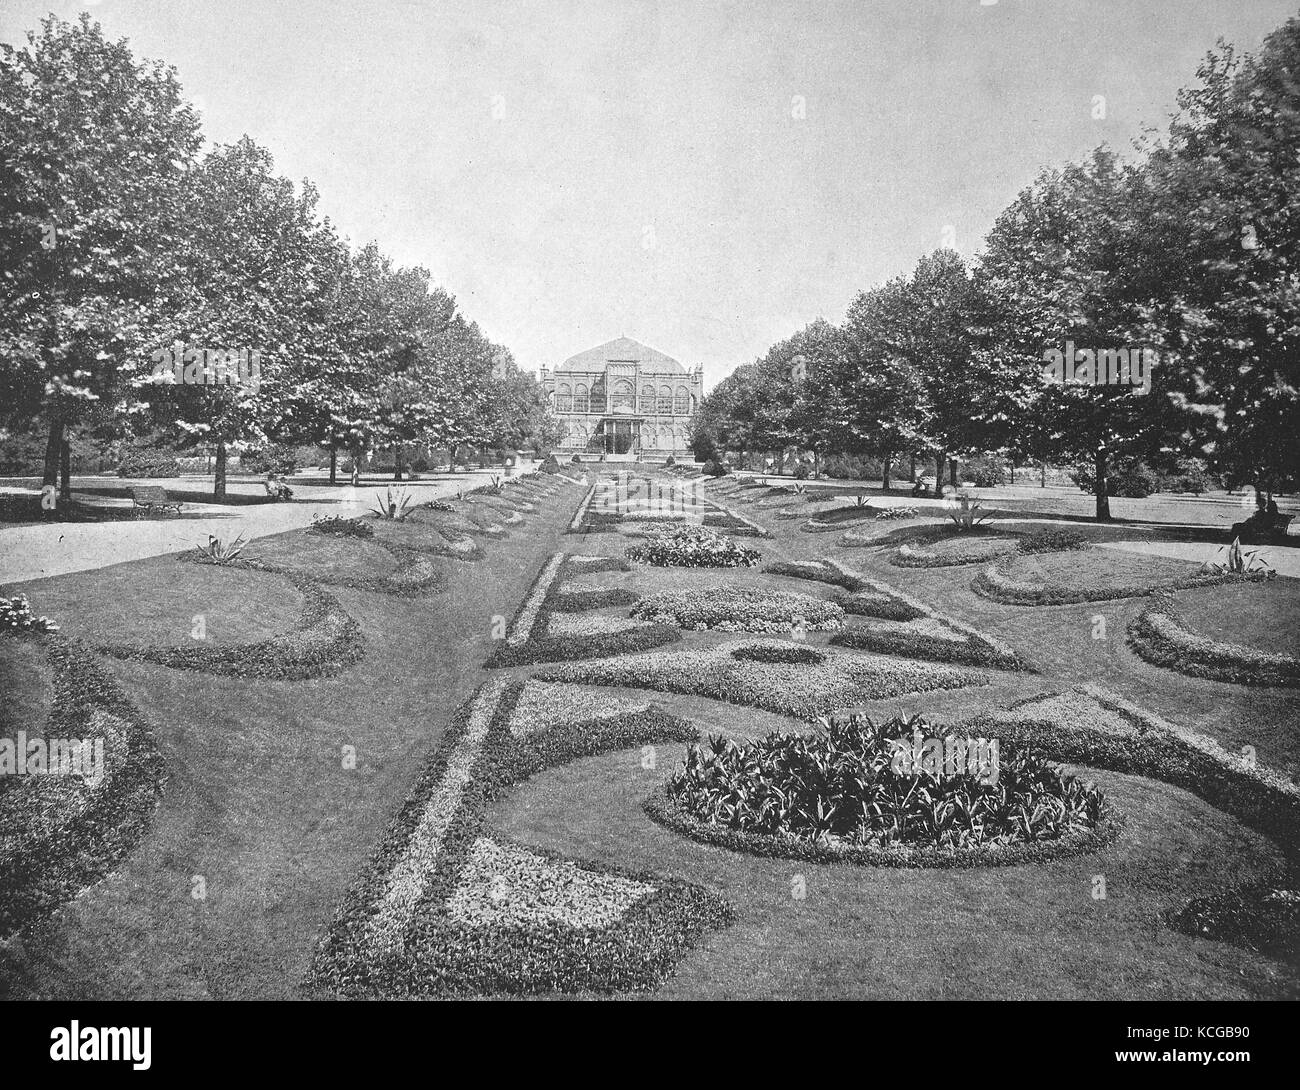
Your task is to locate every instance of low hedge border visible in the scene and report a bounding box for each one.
[487,555,679,667]
[820,558,1031,670]
[551,587,641,613]
[763,559,862,592]
[891,531,1019,568]
[100,565,364,680]
[1126,596,1300,687]
[974,684,1300,854]
[0,631,166,937]
[644,786,1124,869]
[830,624,1029,672]
[306,681,731,997]
[971,555,1271,607]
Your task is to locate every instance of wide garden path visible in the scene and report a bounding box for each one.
[0,463,538,585]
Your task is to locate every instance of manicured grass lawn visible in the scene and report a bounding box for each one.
[4,561,303,647]
[245,533,399,582]
[488,743,1292,999]
[1174,580,1300,654]
[1000,547,1205,590]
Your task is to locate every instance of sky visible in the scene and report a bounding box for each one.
[4,0,1298,386]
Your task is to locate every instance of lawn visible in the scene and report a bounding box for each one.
[2,466,1296,999]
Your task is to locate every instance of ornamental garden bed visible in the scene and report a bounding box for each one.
[972,547,1260,606]
[535,638,991,721]
[305,679,731,997]
[99,566,364,680]
[626,525,762,568]
[4,562,302,648]
[892,530,1020,568]
[631,586,844,633]
[0,630,165,938]
[644,713,1120,868]
[1127,594,1300,687]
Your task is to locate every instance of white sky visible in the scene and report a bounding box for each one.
[5,0,1297,385]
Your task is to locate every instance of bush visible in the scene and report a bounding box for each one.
[702,459,728,477]
[570,454,583,464]
[626,525,761,568]
[1160,459,1215,495]
[665,455,676,467]
[662,714,1109,853]
[116,452,181,478]
[309,515,374,538]
[1071,458,1159,499]
[792,463,810,480]
[1017,527,1087,554]
[240,445,298,477]
[412,456,430,473]
[540,453,561,474]
[966,458,1005,488]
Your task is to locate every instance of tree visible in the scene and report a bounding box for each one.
[0,14,200,504]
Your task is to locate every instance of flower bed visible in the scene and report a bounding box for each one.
[646,713,1118,868]
[487,554,678,667]
[626,525,761,568]
[832,621,1027,671]
[891,531,1019,568]
[631,587,844,633]
[100,566,364,680]
[1164,882,1298,960]
[551,586,640,612]
[306,679,730,997]
[973,554,1269,606]
[0,631,165,937]
[536,639,989,721]
[1127,596,1300,686]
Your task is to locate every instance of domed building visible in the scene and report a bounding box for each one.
[540,336,703,459]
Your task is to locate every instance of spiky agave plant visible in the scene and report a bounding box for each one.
[947,494,990,532]
[194,533,249,564]
[371,485,416,520]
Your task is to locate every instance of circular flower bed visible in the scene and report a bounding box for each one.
[626,525,761,568]
[631,587,844,632]
[647,714,1118,867]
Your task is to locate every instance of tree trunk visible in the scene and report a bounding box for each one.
[1094,443,1111,521]
[881,450,892,491]
[935,452,946,497]
[909,453,916,481]
[59,437,71,504]
[351,447,361,487]
[1040,461,1047,488]
[214,438,227,501]
[393,445,403,481]
[329,445,337,485]
[950,460,959,488]
[43,412,63,490]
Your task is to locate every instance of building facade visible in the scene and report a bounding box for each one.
[540,337,702,458]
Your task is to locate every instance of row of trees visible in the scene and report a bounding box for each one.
[0,15,559,500]
[693,14,1300,519]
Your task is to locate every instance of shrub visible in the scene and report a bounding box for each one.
[1017,527,1086,554]
[1070,458,1159,499]
[702,459,728,477]
[310,515,375,538]
[632,587,844,633]
[540,454,561,474]
[665,455,676,467]
[240,444,298,476]
[626,525,761,568]
[792,463,810,480]
[570,454,583,464]
[966,458,1005,488]
[116,452,180,478]
[661,714,1109,853]
[0,594,59,633]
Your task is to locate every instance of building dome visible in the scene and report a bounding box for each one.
[555,336,688,375]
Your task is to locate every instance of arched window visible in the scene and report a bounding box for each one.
[556,383,572,413]
[640,384,655,414]
[611,378,635,411]
[674,386,690,415]
[573,384,588,413]
[657,384,673,414]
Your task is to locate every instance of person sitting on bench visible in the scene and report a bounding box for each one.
[264,473,294,501]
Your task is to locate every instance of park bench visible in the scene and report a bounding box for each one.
[131,485,183,517]
[1229,511,1294,544]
